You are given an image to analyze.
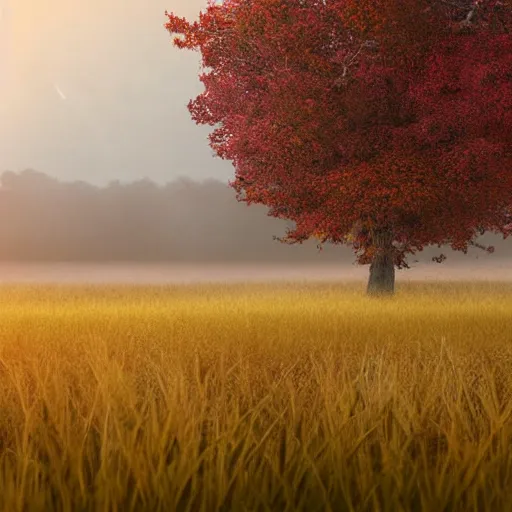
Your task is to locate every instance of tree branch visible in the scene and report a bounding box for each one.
[460,0,481,27]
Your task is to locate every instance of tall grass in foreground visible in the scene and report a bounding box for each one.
[0,281,511,511]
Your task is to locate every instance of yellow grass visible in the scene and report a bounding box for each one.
[0,281,511,511]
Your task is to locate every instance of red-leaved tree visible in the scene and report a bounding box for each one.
[165,0,512,295]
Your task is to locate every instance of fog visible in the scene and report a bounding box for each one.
[0,260,510,285]
[0,170,509,284]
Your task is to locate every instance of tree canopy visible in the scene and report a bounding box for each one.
[165,0,512,290]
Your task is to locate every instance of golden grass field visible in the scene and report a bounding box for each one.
[0,280,511,511]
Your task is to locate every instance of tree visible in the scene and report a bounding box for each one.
[165,0,512,295]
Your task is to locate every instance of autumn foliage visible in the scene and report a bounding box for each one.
[165,0,512,271]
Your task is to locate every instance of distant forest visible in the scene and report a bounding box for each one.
[0,169,509,263]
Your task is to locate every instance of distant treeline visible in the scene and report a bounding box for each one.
[0,169,509,263]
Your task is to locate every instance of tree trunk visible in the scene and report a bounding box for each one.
[366,229,395,296]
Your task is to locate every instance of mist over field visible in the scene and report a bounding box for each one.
[0,170,509,284]
[0,261,511,285]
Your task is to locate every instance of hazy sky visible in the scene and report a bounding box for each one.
[0,0,233,186]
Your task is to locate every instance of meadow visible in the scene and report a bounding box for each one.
[0,280,511,511]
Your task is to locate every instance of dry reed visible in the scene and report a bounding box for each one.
[0,281,511,511]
